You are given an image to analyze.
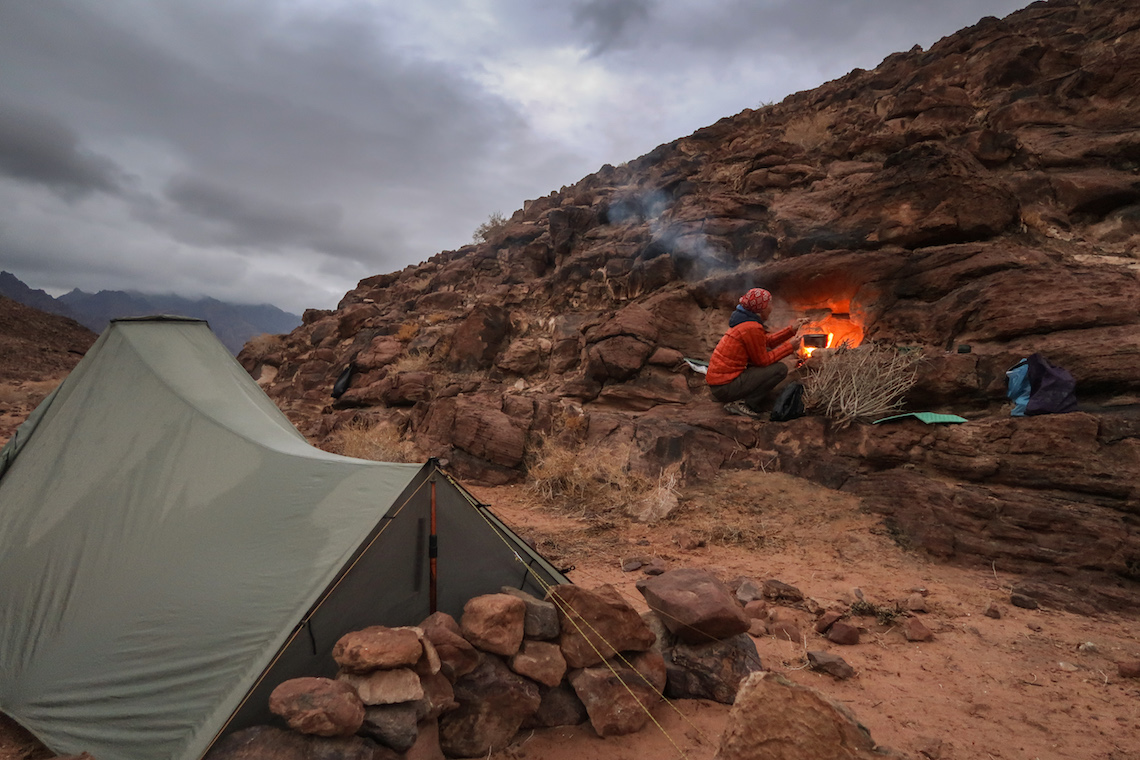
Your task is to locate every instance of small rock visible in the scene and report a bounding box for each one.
[735,578,765,605]
[642,557,668,575]
[743,599,767,619]
[748,619,768,636]
[827,621,860,646]
[1027,622,1043,632]
[1077,642,1098,654]
[621,557,645,572]
[905,593,928,612]
[1010,593,1039,610]
[1117,661,1140,678]
[674,532,705,550]
[814,610,843,634]
[763,579,805,602]
[807,651,855,679]
[983,603,1002,619]
[904,617,934,642]
[1057,661,1079,672]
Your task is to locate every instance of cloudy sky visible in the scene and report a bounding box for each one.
[0,0,1029,315]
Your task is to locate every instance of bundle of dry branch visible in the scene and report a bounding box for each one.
[801,344,922,427]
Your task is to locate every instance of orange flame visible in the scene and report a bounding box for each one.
[797,314,863,358]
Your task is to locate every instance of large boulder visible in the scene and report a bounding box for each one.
[267,678,365,737]
[665,633,762,704]
[460,593,527,656]
[637,569,750,644]
[714,672,882,760]
[437,656,541,758]
[568,653,665,737]
[332,626,422,674]
[549,584,657,668]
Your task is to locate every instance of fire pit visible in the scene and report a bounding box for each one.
[797,312,864,358]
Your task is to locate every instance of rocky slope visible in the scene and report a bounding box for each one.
[242,0,1140,612]
[0,297,96,445]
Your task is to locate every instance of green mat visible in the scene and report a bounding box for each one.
[873,412,968,425]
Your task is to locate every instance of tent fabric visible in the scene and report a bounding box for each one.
[0,318,568,760]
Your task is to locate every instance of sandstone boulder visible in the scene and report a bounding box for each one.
[332,626,422,674]
[665,633,762,704]
[460,593,527,656]
[499,586,561,640]
[438,656,541,758]
[267,678,365,737]
[419,615,481,681]
[549,584,657,668]
[359,704,420,753]
[637,568,750,644]
[524,683,590,729]
[337,668,424,706]
[569,658,662,737]
[714,672,881,760]
[509,639,567,687]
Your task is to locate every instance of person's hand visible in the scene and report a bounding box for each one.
[794,317,811,331]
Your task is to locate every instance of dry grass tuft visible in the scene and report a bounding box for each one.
[390,349,431,374]
[526,438,680,524]
[801,343,923,427]
[395,322,420,342]
[783,110,834,149]
[333,420,422,463]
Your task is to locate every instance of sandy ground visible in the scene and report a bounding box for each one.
[1,437,1137,759]
[469,473,1140,760]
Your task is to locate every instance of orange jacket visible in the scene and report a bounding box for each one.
[706,321,795,386]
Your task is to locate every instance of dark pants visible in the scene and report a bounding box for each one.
[708,363,789,412]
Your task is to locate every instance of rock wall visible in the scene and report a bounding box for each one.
[242,0,1140,611]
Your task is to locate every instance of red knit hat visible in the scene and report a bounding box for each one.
[739,288,771,313]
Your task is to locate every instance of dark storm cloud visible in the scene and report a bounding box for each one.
[0,102,122,198]
[165,175,343,249]
[572,0,653,55]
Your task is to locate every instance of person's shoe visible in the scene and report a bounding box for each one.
[724,400,764,419]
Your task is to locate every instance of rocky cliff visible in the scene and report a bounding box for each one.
[242,0,1140,612]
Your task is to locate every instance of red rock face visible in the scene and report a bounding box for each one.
[241,0,1140,611]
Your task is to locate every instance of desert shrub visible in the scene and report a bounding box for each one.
[425,312,450,325]
[783,110,834,149]
[850,599,901,626]
[472,211,507,243]
[334,420,422,463]
[526,437,679,524]
[395,321,420,342]
[801,343,923,427]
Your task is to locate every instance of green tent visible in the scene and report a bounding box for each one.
[0,317,568,760]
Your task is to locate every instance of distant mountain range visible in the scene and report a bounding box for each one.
[0,271,301,354]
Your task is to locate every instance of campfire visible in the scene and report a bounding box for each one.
[797,312,863,359]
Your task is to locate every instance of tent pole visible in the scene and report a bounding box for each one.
[429,474,438,614]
